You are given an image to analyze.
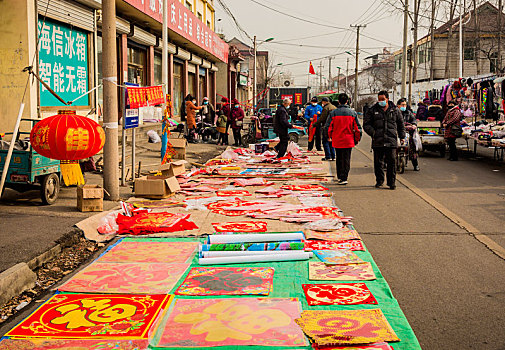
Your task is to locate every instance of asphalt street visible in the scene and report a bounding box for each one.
[329,135,505,350]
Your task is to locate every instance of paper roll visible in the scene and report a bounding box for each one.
[207,232,305,244]
[201,250,313,258]
[198,252,311,265]
[200,241,304,252]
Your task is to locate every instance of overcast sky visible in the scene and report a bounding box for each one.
[215,0,410,87]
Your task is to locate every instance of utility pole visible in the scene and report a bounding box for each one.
[337,67,341,93]
[351,24,366,109]
[319,61,323,93]
[346,57,349,93]
[458,0,463,77]
[253,35,257,112]
[401,0,409,98]
[430,0,435,81]
[499,0,503,71]
[408,49,413,105]
[328,56,332,90]
[102,0,119,200]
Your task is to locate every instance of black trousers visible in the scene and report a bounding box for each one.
[232,129,242,146]
[335,148,352,181]
[447,138,458,160]
[373,147,397,186]
[276,133,289,158]
[308,125,322,151]
[218,132,227,144]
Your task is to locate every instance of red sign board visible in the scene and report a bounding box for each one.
[295,93,303,105]
[281,94,293,102]
[123,0,229,63]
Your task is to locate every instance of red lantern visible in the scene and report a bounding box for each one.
[30,110,105,185]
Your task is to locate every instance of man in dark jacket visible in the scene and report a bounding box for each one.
[274,98,293,158]
[316,97,337,161]
[364,90,406,190]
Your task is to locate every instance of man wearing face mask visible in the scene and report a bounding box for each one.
[397,98,419,171]
[304,97,323,151]
[274,98,293,158]
[364,91,406,190]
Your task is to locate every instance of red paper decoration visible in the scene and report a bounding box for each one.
[30,110,105,161]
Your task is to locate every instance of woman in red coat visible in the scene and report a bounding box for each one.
[229,98,245,146]
[442,101,462,161]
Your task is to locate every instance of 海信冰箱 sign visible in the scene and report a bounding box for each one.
[37,18,89,107]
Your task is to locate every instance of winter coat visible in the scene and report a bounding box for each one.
[216,113,227,133]
[427,105,444,121]
[442,106,462,139]
[327,105,361,149]
[417,103,428,120]
[364,101,406,148]
[221,104,231,123]
[230,107,245,130]
[200,103,215,124]
[304,104,323,122]
[401,109,417,125]
[315,103,336,128]
[185,101,202,129]
[274,105,292,136]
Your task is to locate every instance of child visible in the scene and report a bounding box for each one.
[216,110,228,145]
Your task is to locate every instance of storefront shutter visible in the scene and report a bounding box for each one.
[131,26,157,47]
[97,17,130,35]
[37,0,94,32]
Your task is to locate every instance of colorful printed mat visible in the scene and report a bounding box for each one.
[304,240,365,251]
[97,241,198,264]
[58,262,189,294]
[312,342,393,349]
[302,283,378,306]
[313,250,365,265]
[0,339,149,350]
[295,309,399,346]
[4,294,171,339]
[175,267,275,296]
[155,298,308,347]
[309,262,376,281]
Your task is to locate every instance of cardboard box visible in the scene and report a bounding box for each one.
[134,175,181,199]
[77,185,103,212]
[158,160,187,177]
[169,138,186,160]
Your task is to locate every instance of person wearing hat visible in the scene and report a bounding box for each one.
[185,95,202,143]
[426,99,443,121]
[220,97,231,145]
[304,97,323,151]
[230,98,245,146]
[316,97,336,161]
[199,97,215,125]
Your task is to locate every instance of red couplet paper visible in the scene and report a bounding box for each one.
[4,294,171,339]
[302,283,378,306]
[212,221,268,233]
[304,240,365,251]
[281,184,329,191]
[116,212,198,235]
[216,190,252,197]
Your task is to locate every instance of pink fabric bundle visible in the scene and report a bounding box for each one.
[233,178,274,187]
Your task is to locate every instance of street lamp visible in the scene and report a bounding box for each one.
[253,37,274,112]
[336,66,342,93]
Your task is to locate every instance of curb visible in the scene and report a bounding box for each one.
[0,263,36,307]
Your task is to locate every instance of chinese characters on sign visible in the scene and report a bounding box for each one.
[295,93,303,105]
[126,86,164,109]
[38,18,89,107]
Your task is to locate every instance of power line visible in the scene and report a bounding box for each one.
[215,0,252,41]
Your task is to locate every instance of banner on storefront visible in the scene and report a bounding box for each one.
[122,0,228,63]
[126,85,164,109]
[295,93,303,105]
[37,18,89,107]
[281,95,294,102]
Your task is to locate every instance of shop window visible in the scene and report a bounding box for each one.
[188,72,196,98]
[490,52,498,73]
[127,46,147,86]
[199,74,206,102]
[464,41,475,61]
[173,62,183,117]
[154,53,162,86]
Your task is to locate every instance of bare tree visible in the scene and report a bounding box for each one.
[443,0,457,78]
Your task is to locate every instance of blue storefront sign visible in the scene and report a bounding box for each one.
[125,109,139,129]
[37,18,89,107]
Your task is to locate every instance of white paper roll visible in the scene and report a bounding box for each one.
[208,232,305,244]
[201,250,313,258]
[198,252,311,265]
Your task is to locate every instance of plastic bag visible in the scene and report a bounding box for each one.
[220,149,239,160]
[97,210,121,235]
[147,130,161,143]
[287,141,302,157]
[413,131,423,151]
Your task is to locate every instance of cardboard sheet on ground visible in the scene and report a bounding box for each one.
[4,294,171,339]
[302,283,378,306]
[314,250,365,265]
[0,338,149,349]
[212,221,268,232]
[305,225,361,241]
[58,262,189,294]
[304,240,365,251]
[295,309,399,346]
[309,262,376,281]
[155,298,308,347]
[175,267,274,296]
[76,209,118,243]
[97,241,198,263]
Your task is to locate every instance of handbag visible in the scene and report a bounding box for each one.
[451,123,463,138]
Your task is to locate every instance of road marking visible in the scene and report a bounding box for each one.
[355,147,505,260]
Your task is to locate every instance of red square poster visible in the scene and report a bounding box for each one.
[5,294,171,339]
[302,283,378,306]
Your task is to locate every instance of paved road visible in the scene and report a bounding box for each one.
[328,135,505,350]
